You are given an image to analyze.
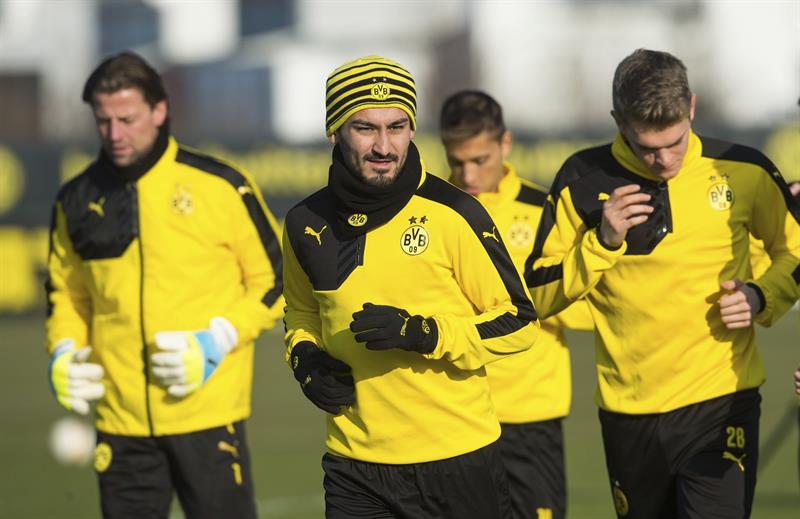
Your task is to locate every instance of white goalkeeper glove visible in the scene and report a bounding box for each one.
[151,317,238,398]
[48,340,105,416]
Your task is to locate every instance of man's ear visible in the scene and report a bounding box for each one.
[610,110,623,129]
[153,100,168,127]
[689,94,697,122]
[328,133,337,145]
[500,130,513,159]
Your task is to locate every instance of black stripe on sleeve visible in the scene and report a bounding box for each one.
[515,182,547,207]
[524,193,560,287]
[525,264,563,288]
[417,175,537,339]
[176,147,283,307]
[476,312,527,341]
[700,136,778,174]
[793,264,800,285]
[44,204,58,317]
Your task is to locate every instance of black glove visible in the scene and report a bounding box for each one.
[349,303,438,353]
[290,341,355,415]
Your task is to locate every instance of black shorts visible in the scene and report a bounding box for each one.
[95,421,256,519]
[499,419,566,519]
[599,389,760,519]
[322,441,511,519]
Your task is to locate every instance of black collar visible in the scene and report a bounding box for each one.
[327,142,421,239]
[97,123,170,183]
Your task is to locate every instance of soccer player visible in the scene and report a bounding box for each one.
[439,90,593,519]
[45,52,283,518]
[526,49,800,518]
[282,55,540,518]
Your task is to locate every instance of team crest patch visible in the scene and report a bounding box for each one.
[370,81,391,100]
[348,213,368,227]
[707,182,734,211]
[612,480,629,516]
[171,184,193,214]
[401,225,429,256]
[508,218,534,248]
[94,442,112,473]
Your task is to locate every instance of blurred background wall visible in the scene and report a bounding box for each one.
[1,0,798,314]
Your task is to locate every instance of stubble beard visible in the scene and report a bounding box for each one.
[359,153,407,187]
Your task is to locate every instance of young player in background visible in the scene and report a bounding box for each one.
[526,49,800,518]
[440,90,593,519]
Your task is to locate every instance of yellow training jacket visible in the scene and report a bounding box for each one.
[283,166,540,464]
[526,131,800,415]
[46,136,284,436]
[473,164,592,423]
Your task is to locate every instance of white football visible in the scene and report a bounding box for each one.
[48,416,95,466]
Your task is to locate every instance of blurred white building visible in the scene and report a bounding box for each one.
[0,0,797,143]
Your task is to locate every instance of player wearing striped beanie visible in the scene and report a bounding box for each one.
[282,54,539,518]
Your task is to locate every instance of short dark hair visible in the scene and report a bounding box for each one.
[82,51,167,107]
[439,90,506,144]
[612,49,692,128]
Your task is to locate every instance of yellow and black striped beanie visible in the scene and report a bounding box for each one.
[325,55,416,136]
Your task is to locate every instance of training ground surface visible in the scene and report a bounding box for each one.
[1,314,797,518]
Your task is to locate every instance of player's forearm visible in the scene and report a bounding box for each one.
[46,208,93,352]
[46,314,90,354]
[426,306,539,370]
[751,255,800,326]
[750,175,800,325]
[529,228,624,318]
[227,224,284,343]
[222,293,284,346]
[283,314,323,364]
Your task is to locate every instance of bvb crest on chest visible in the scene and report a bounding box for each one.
[171,183,193,215]
[401,215,429,256]
[508,215,534,248]
[707,175,734,211]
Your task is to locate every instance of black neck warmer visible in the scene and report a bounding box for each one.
[98,122,170,183]
[328,141,421,239]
